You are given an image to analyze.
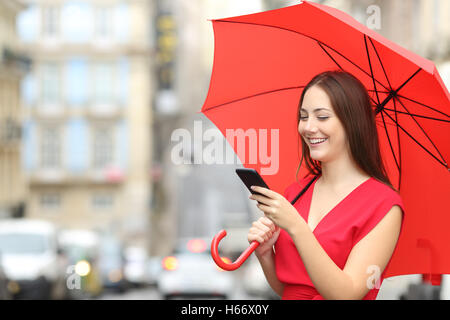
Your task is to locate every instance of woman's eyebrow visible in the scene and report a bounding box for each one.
[300,107,331,113]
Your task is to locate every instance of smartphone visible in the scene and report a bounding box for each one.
[235,168,270,198]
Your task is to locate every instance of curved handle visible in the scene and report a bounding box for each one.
[211,229,260,271]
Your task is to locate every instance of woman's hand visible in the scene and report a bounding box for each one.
[247,216,280,258]
[249,186,303,233]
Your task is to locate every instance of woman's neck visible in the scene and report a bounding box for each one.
[319,153,370,190]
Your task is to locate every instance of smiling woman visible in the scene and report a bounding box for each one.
[296,71,391,187]
[247,70,404,300]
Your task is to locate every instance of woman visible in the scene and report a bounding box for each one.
[247,70,404,300]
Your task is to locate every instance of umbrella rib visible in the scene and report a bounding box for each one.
[214,20,391,92]
[396,68,422,93]
[392,97,402,189]
[375,68,422,115]
[203,86,305,112]
[369,96,379,107]
[383,108,450,122]
[394,96,447,165]
[316,40,390,93]
[368,36,393,91]
[379,110,401,172]
[317,39,387,108]
[317,41,344,70]
[396,94,450,119]
[368,89,390,94]
[364,35,381,105]
[368,89,391,107]
[381,109,448,169]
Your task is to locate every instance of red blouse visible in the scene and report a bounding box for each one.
[274,175,404,300]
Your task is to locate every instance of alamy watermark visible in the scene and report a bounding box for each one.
[366,265,382,290]
[171,121,280,175]
[366,5,381,30]
[66,265,81,290]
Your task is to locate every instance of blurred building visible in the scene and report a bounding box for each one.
[322,0,450,72]
[0,0,29,219]
[17,0,154,248]
[151,0,271,256]
[151,0,449,257]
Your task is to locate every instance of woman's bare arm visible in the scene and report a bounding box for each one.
[255,249,284,297]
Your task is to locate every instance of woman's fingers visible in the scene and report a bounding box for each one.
[257,203,276,218]
[252,221,271,239]
[260,216,276,232]
[248,228,265,243]
[250,186,278,199]
[249,193,272,206]
[248,226,269,243]
[248,218,275,243]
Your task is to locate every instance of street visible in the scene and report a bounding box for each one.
[100,275,265,300]
[100,285,261,300]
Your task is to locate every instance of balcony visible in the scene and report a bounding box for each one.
[29,168,68,185]
[87,101,122,119]
[1,47,31,73]
[29,165,125,186]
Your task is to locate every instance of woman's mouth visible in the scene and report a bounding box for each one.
[308,137,328,146]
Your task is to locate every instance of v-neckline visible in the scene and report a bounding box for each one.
[305,176,373,233]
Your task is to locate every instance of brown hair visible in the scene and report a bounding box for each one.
[295,70,394,190]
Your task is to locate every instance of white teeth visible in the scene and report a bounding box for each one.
[309,138,327,144]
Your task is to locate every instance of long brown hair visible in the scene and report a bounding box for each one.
[295,70,394,190]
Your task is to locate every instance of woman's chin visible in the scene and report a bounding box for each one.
[309,152,326,162]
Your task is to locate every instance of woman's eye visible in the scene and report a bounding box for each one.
[317,116,329,121]
[299,115,308,121]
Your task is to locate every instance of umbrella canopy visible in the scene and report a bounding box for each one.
[201,1,450,278]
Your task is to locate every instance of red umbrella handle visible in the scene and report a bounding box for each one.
[211,229,260,271]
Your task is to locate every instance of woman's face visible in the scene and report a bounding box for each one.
[298,85,349,163]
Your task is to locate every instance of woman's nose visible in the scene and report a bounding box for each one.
[304,118,318,133]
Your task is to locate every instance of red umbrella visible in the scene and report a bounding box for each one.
[202,1,450,277]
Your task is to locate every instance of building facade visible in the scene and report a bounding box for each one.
[17,0,154,247]
[0,0,28,219]
[322,0,450,66]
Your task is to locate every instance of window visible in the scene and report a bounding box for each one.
[62,2,91,43]
[92,125,114,169]
[66,59,88,105]
[91,193,114,209]
[92,62,115,104]
[42,6,60,37]
[17,6,39,42]
[40,125,61,168]
[0,233,48,254]
[95,6,113,39]
[41,62,60,104]
[40,192,61,209]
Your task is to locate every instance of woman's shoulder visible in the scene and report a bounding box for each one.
[367,178,402,201]
[362,177,405,213]
[352,177,405,245]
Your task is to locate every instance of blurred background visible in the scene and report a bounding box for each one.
[0,0,448,300]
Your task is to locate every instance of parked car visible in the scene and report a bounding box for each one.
[157,238,234,299]
[97,236,129,293]
[242,255,279,299]
[0,252,11,300]
[376,274,423,300]
[0,219,67,299]
[124,246,150,287]
[58,229,103,299]
[146,256,162,287]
